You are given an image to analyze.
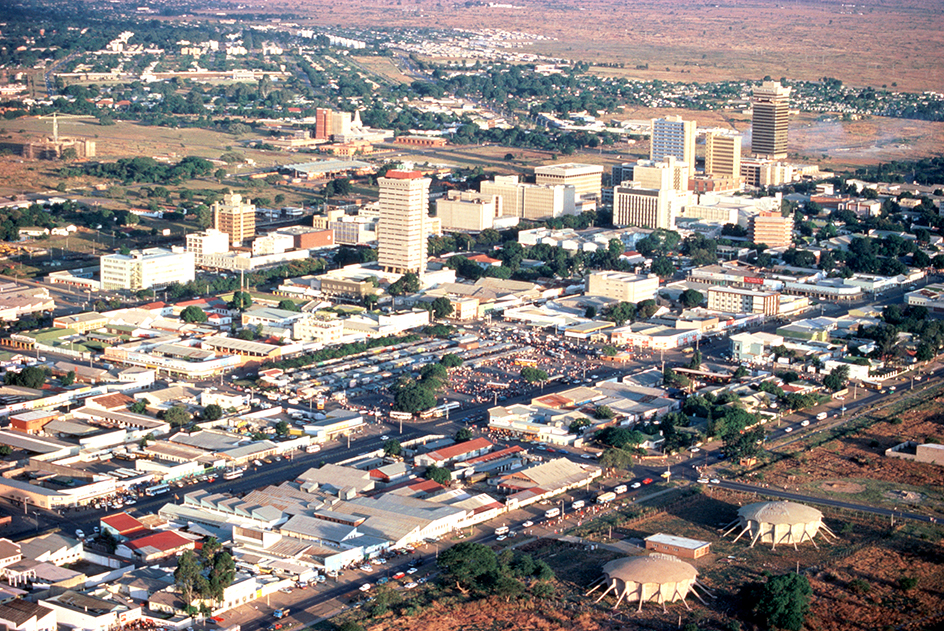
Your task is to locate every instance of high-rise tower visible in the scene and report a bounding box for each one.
[751,81,791,159]
[650,115,696,175]
[378,170,431,276]
[705,132,742,179]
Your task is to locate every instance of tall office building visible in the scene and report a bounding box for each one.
[612,185,678,230]
[212,193,256,246]
[534,163,604,200]
[650,116,696,174]
[705,132,742,179]
[378,170,431,275]
[751,81,791,159]
[315,108,331,140]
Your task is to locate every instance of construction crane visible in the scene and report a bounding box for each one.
[36,112,92,142]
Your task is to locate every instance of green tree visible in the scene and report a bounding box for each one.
[61,370,76,386]
[689,349,703,369]
[426,465,452,485]
[203,404,223,421]
[383,439,402,456]
[455,427,474,442]
[431,296,454,319]
[393,381,437,413]
[180,305,208,323]
[229,291,253,311]
[663,367,691,388]
[438,542,498,591]
[520,366,550,383]
[599,447,635,471]
[679,289,704,308]
[0,445,12,456]
[733,365,749,379]
[441,353,463,369]
[163,406,192,427]
[277,299,300,312]
[594,405,615,419]
[597,426,647,449]
[651,256,675,279]
[604,301,636,326]
[743,573,812,631]
[823,364,850,391]
[174,549,206,606]
[5,366,48,389]
[275,420,290,436]
[388,272,421,296]
[130,401,148,414]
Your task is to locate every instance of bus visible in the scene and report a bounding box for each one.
[145,484,170,497]
[572,500,586,510]
[223,469,244,480]
[596,491,616,504]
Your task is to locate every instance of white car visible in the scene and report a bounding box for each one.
[631,482,642,489]
[381,435,390,441]
[359,583,372,592]
[407,567,418,574]
[784,427,794,433]
[689,447,701,453]
[709,479,720,484]
[404,582,418,589]
[496,535,506,541]
[522,520,533,528]
[800,420,810,427]
[697,478,710,484]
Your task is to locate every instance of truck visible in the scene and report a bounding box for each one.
[572,500,586,510]
[494,526,509,536]
[596,491,616,505]
[613,484,628,495]
[816,412,828,421]
[544,507,561,519]
[272,609,287,620]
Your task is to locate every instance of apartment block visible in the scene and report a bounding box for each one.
[705,132,742,179]
[435,190,503,232]
[749,211,794,248]
[212,193,256,246]
[534,163,604,200]
[586,271,660,303]
[100,248,195,291]
[650,116,696,171]
[707,287,780,316]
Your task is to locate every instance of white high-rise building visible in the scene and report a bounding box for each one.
[650,116,696,175]
[378,170,431,276]
[480,175,575,221]
[100,248,195,291]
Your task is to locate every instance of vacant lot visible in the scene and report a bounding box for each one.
[252,0,944,92]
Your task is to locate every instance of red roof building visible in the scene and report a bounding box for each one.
[415,438,493,468]
[122,531,194,561]
[100,512,147,540]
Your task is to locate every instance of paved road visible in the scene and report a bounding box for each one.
[714,479,937,524]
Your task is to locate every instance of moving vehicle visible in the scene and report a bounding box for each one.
[816,412,828,421]
[145,484,170,497]
[494,526,509,537]
[223,468,244,481]
[800,420,810,427]
[642,478,653,485]
[596,491,616,504]
[613,484,628,495]
[522,520,534,528]
[544,507,561,519]
[572,500,585,510]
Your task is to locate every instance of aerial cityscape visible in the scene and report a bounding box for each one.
[0,0,942,630]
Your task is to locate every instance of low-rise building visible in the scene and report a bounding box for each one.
[100,248,195,291]
[706,287,780,316]
[644,533,711,559]
[585,271,660,303]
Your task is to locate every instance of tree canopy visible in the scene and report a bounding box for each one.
[179,305,207,323]
[741,573,813,631]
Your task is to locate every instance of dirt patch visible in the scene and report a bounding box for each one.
[884,489,925,504]
[822,481,866,494]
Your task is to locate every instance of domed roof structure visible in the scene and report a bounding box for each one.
[723,500,837,549]
[587,554,711,612]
